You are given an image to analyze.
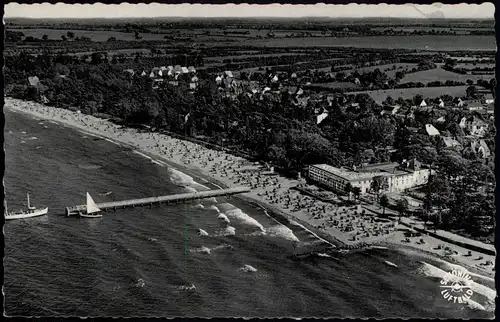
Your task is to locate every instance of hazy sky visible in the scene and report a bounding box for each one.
[4,3,495,19]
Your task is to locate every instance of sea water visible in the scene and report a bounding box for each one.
[3,109,495,318]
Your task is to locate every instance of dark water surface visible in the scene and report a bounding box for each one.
[3,110,494,318]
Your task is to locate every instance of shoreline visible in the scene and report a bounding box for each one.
[4,97,495,279]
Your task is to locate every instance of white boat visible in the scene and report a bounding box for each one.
[79,192,103,218]
[5,193,48,220]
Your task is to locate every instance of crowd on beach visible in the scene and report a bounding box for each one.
[6,97,495,277]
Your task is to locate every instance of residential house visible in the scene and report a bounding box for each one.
[223,77,234,89]
[484,94,494,105]
[381,104,400,116]
[295,96,310,107]
[470,139,491,158]
[173,65,182,74]
[441,136,462,150]
[141,71,147,77]
[123,69,135,77]
[438,99,445,108]
[420,100,427,107]
[215,75,223,85]
[486,104,494,116]
[457,98,465,107]
[28,76,40,87]
[189,76,199,89]
[181,66,189,74]
[316,111,329,125]
[150,67,161,78]
[464,115,489,137]
[188,66,196,73]
[168,73,179,86]
[459,116,467,128]
[464,99,484,111]
[425,124,440,136]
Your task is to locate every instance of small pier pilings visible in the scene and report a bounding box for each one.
[65,186,250,216]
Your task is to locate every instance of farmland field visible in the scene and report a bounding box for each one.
[400,67,494,84]
[69,48,153,57]
[246,35,496,51]
[348,63,419,77]
[349,86,473,104]
[448,56,495,61]
[454,63,496,69]
[306,82,361,90]
[9,28,170,41]
[204,53,307,62]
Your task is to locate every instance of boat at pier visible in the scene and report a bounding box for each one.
[79,192,103,218]
[4,193,48,220]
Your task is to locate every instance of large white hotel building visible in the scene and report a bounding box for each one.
[308,159,431,195]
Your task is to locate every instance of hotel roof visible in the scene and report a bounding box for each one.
[310,164,392,182]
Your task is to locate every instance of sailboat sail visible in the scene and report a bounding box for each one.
[86,193,101,214]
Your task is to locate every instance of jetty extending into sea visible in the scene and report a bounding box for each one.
[65,187,250,216]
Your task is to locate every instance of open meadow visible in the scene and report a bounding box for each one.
[349,86,473,104]
[246,35,496,50]
[400,67,494,84]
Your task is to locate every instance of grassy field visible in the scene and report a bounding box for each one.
[205,53,307,62]
[349,86,472,105]
[306,82,361,90]
[349,63,418,77]
[454,63,495,69]
[246,35,496,51]
[401,67,494,83]
[68,48,153,57]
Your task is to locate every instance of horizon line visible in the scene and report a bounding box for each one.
[5,16,496,20]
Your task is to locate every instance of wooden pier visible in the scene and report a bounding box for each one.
[65,186,250,216]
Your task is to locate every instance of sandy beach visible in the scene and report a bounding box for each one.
[5,97,495,279]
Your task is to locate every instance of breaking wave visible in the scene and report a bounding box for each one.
[214,226,236,236]
[209,205,220,213]
[225,208,265,231]
[133,278,146,288]
[238,264,257,273]
[168,168,207,190]
[177,284,196,291]
[217,213,231,224]
[197,229,209,236]
[190,244,233,255]
[190,246,212,255]
[265,225,300,242]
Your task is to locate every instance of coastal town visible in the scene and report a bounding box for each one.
[3,3,496,319]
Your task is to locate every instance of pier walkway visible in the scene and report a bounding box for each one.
[65,187,250,216]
